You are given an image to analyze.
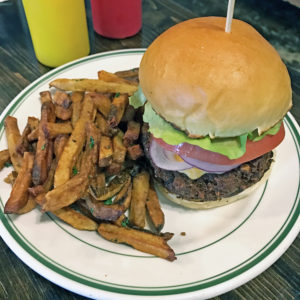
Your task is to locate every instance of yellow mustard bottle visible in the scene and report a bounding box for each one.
[22,0,90,67]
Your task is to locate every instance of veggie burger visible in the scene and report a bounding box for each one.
[135,17,292,209]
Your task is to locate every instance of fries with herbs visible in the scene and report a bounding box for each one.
[0,68,177,261]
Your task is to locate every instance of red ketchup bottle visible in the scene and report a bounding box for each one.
[91,0,142,39]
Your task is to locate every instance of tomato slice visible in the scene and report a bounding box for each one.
[153,123,285,165]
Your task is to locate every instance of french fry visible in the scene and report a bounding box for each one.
[112,131,127,164]
[112,184,132,227]
[90,172,106,192]
[40,100,56,130]
[114,68,139,83]
[84,198,124,221]
[123,121,140,147]
[87,183,131,222]
[97,70,138,87]
[49,78,138,95]
[127,144,144,160]
[27,128,39,141]
[28,116,40,130]
[106,162,122,176]
[32,101,55,185]
[114,177,131,203]
[45,131,70,193]
[4,116,23,173]
[99,136,113,167]
[118,183,132,210]
[53,91,72,108]
[4,152,34,213]
[54,104,72,120]
[40,91,52,103]
[161,232,174,242]
[16,194,37,215]
[129,171,150,228]
[44,136,66,192]
[52,92,72,120]
[28,185,45,197]
[91,93,111,118]
[16,117,39,155]
[89,172,130,201]
[54,134,69,159]
[96,113,112,136]
[52,207,98,231]
[108,94,129,127]
[71,91,84,127]
[72,151,83,176]
[85,122,100,166]
[21,117,40,148]
[46,139,54,172]
[29,116,40,128]
[96,173,106,188]
[43,122,73,139]
[98,223,176,261]
[76,198,98,221]
[146,185,165,232]
[0,149,10,170]
[34,192,46,206]
[42,159,57,192]
[78,121,100,180]
[121,105,136,123]
[114,214,127,227]
[43,174,88,211]
[54,93,95,187]
[4,171,17,185]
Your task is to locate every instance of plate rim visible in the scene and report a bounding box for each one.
[0,49,299,299]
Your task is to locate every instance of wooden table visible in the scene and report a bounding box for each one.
[0,0,299,299]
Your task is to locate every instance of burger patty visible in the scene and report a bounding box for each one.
[141,124,273,202]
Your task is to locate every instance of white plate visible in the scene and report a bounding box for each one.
[0,49,299,300]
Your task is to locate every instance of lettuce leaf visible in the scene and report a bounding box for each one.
[143,102,281,160]
[129,86,146,109]
[143,102,248,159]
[248,122,281,142]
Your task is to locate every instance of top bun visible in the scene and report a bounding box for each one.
[139,17,292,138]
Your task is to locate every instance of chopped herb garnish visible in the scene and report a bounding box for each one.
[4,162,12,168]
[90,207,94,214]
[72,166,78,175]
[104,198,113,205]
[115,92,120,97]
[41,144,46,150]
[121,218,129,227]
[89,136,95,149]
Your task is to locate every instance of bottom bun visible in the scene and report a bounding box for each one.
[155,155,275,210]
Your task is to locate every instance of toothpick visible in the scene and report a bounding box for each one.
[225,0,236,33]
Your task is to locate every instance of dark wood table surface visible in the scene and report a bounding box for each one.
[0,0,299,299]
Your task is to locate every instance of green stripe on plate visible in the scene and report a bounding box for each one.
[0,50,299,295]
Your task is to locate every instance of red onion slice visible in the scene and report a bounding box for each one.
[150,138,193,171]
[180,155,240,174]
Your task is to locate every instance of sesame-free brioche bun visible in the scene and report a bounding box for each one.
[139,17,292,138]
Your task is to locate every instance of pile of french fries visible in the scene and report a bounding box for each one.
[0,69,176,261]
